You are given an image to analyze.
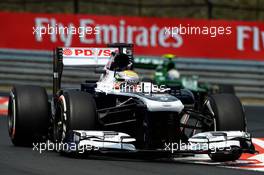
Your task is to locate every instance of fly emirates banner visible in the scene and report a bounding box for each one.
[0,12,264,60]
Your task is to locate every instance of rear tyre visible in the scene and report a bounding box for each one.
[54,91,97,143]
[8,85,49,146]
[207,94,246,161]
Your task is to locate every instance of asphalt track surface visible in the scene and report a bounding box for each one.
[0,105,263,175]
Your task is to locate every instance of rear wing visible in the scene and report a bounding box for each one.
[53,43,134,97]
[61,47,119,66]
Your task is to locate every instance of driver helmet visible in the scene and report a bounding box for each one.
[167,69,180,80]
[115,70,139,84]
[162,53,176,60]
[162,54,180,80]
[162,54,177,71]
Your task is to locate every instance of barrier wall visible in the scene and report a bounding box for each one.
[0,49,263,99]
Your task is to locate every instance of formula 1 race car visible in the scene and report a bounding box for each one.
[7,43,256,161]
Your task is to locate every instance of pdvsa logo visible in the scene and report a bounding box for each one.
[63,48,73,56]
[62,48,116,57]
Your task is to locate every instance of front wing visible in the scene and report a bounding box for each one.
[61,130,256,156]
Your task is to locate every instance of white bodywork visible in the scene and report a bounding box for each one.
[96,70,184,112]
[58,47,254,158]
[65,130,252,154]
[62,47,118,66]
[61,47,184,113]
[188,131,251,152]
[69,130,136,151]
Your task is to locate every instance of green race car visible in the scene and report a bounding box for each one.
[135,54,234,96]
[154,54,210,93]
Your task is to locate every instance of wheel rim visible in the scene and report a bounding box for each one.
[54,96,67,143]
[8,92,16,139]
[54,105,63,142]
[204,99,217,131]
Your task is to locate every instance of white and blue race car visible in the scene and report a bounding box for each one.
[8,43,256,161]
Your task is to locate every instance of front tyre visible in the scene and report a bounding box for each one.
[206,94,246,161]
[54,91,97,143]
